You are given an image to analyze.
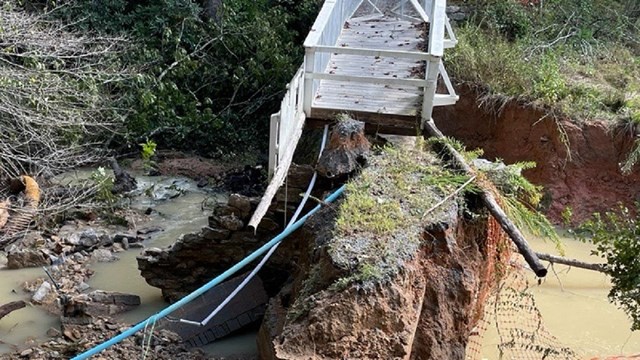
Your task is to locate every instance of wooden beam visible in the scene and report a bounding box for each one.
[303,0,337,48]
[408,0,430,22]
[312,45,438,62]
[428,0,446,56]
[249,113,306,230]
[306,72,428,87]
[309,108,419,125]
[307,116,419,136]
[422,119,548,278]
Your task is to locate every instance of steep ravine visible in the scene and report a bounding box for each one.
[433,84,640,224]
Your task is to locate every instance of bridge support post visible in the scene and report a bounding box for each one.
[303,48,316,117]
[421,58,440,129]
[268,112,281,179]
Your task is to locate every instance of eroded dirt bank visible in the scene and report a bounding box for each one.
[257,144,505,360]
[433,85,640,224]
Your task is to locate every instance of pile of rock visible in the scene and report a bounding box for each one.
[0,317,207,360]
[137,164,322,302]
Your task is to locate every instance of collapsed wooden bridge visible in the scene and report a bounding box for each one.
[254,0,459,228]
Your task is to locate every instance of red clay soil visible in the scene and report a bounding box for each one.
[434,85,640,224]
[259,210,498,360]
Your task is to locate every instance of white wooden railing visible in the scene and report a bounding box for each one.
[268,66,305,178]
[302,0,364,114]
[302,0,458,120]
[269,0,459,177]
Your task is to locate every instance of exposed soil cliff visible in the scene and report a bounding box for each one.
[433,85,640,224]
[258,146,506,360]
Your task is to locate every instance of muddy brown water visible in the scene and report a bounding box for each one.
[481,234,640,358]
[1,171,638,357]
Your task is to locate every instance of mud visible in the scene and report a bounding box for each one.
[433,85,640,224]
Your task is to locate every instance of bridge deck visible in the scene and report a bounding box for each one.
[311,14,425,121]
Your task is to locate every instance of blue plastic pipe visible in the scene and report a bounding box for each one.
[72,184,346,359]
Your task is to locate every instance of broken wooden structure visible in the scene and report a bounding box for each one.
[253,0,548,277]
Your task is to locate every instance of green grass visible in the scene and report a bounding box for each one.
[447,1,640,124]
[329,143,475,288]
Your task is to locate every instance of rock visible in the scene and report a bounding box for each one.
[214,214,244,231]
[201,227,230,241]
[151,181,187,201]
[77,282,90,292]
[7,248,49,269]
[137,226,163,235]
[0,252,7,267]
[112,243,125,253]
[32,281,52,303]
[129,242,144,249]
[46,327,60,337]
[19,349,33,357]
[450,12,466,21]
[121,238,130,250]
[109,157,138,194]
[99,233,114,247]
[91,249,118,262]
[446,5,460,12]
[65,291,141,317]
[228,193,252,216]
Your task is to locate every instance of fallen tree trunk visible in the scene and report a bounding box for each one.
[536,252,606,273]
[423,119,548,277]
[0,301,26,320]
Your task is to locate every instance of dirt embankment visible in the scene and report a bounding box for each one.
[434,85,640,224]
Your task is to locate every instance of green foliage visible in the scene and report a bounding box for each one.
[561,206,573,227]
[621,140,640,175]
[140,139,158,173]
[448,0,640,122]
[90,167,116,205]
[480,161,563,252]
[577,204,640,331]
[331,145,476,288]
[39,0,321,157]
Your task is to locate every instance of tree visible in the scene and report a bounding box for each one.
[578,205,640,331]
[0,2,128,179]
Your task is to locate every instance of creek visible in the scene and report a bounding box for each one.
[0,172,257,357]
[482,234,640,358]
[1,171,638,358]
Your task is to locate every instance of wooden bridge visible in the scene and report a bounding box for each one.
[252,0,459,227]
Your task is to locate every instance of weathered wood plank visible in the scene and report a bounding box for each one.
[312,14,426,119]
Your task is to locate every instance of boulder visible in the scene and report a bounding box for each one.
[7,248,49,269]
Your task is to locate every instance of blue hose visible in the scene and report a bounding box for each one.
[71,184,345,359]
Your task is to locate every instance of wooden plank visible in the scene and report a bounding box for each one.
[313,45,437,61]
[408,0,429,22]
[433,94,459,106]
[304,0,336,47]
[303,50,315,116]
[248,113,306,230]
[422,118,548,278]
[307,72,428,87]
[428,0,446,56]
[268,112,280,179]
[306,117,418,136]
[444,16,458,47]
[308,110,419,130]
[421,58,440,122]
[439,61,457,99]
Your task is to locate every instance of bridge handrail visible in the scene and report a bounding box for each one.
[269,66,305,178]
